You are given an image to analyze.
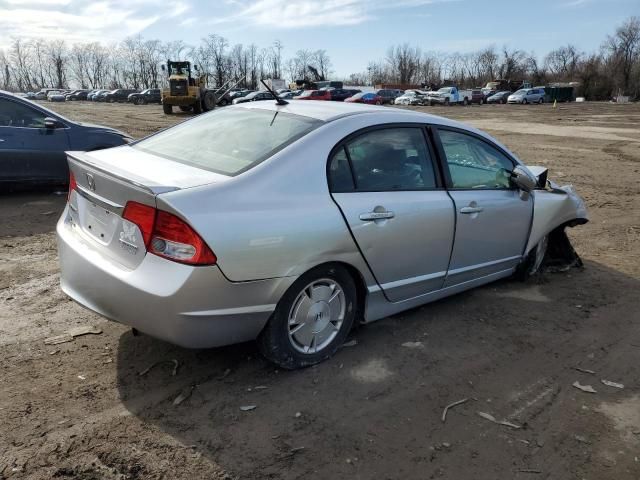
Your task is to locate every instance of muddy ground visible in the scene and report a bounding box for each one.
[1,101,639,480]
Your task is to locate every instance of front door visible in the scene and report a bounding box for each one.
[0,97,70,185]
[329,126,455,302]
[435,128,533,287]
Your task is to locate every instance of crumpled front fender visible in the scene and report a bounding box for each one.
[526,180,589,256]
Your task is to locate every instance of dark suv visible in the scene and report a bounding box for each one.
[103,89,138,103]
[375,89,403,104]
[128,88,161,105]
[330,89,361,101]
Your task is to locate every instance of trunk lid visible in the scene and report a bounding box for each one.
[66,147,227,269]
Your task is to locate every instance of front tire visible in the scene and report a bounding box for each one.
[516,235,548,280]
[258,264,358,369]
[203,91,216,111]
[163,103,173,114]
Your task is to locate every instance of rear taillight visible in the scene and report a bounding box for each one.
[68,171,77,202]
[122,201,155,246]
[122,201,217,266]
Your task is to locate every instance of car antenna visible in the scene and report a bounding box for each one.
[261,79,288,106]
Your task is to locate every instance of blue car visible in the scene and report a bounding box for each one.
[0,90,132,188]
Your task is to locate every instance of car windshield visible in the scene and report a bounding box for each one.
[351,93,365,99]
[298,91,314,97]
[140,89,149,94]
[132,108,322,176]
[438,88,452,93]
[514,89,527,95]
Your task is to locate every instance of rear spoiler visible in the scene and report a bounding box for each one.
[67,151,178,195]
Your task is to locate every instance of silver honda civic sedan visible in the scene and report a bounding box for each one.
[57,100,588,369]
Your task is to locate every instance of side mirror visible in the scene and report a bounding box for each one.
[511,165,537,192]
[43,117,60,129]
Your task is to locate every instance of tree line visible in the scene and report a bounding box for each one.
[1,16,638,100]
[0,35,333,93]
[353,16,640,100]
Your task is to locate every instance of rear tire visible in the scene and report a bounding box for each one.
[257,264,358,369]
[203,91,216,111]
[444,98,450,106]
[179,106,192,112]
[538,98,544,104]
[463,97,469,106]
[162,103,173,114]
[137,97,146,105]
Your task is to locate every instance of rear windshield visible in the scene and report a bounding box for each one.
[132,108,322,176]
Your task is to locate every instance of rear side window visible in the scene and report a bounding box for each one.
[134,108,322,176]
[328,127,437,192]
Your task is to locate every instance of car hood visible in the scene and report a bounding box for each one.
[76,122,130,138]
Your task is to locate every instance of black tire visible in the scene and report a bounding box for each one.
[463,97,469,106]
[538,98,544,104]
[179,106,192,112]
[444,98,450,106]
[163,103,173,114]
[257,264,358,369]
[137,97,146,105]
[522,98,528,105]
[108,98,114,103]
[193,101,202,114]
[203,91,216,111]
[515,235,548,280]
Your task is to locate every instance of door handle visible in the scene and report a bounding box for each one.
[460,206,484,214]
[359,211,395,221]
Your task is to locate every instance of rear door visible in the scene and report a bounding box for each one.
[434,128,533,286]
[330,126,455,302]
[0,97,70,184]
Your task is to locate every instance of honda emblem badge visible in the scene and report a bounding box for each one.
[86,173,96,191]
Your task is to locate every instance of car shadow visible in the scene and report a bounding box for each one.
[115,260,640,479]
[0,190,67,237]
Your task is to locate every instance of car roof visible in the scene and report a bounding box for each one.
[232,98,471,128]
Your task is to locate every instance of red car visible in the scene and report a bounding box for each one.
[344,92,382,105]
[296,90,331,101]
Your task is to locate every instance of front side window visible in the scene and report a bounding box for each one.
[0,98,46,128]
[328,127,437,192]
[133,108,322,176]
[438,129,514,189]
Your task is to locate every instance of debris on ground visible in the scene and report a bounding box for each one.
[217,368,232,380]
[574,367,595,375]
[295,412,302,418]
[574,435,591,444]
[442,398,469,423]
[44,325,102,345]
[572,381,597,393]
[139,359,179,377]
[173,386,195,406]
[477,411,521,429]
[601,379,624,389]
[518,468,542,474]
[240,405,257,411]
[401,341,424,349]
[341,339,358,348]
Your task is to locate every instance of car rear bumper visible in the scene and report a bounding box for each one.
[56,207,294,348]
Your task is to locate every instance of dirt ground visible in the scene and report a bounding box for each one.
[1,100,639,480]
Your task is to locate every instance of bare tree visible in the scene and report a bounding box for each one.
[604,16,640,94]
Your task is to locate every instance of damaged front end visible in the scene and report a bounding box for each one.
[525,166,589,274]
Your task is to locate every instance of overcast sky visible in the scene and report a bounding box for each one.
[1,0,638,76]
